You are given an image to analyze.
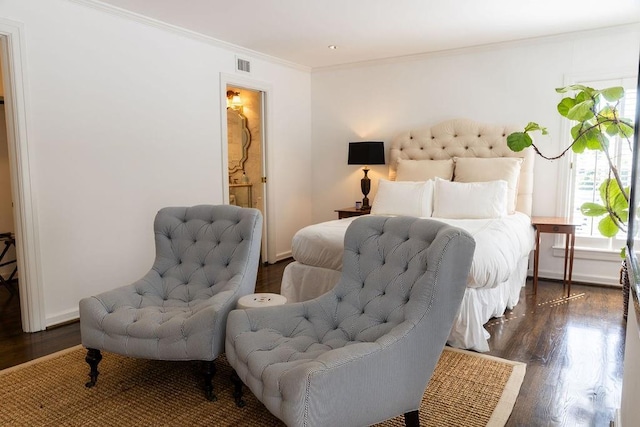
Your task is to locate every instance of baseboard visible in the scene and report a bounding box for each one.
[46,309,79,328]
[275,250,292,262]
[528,268,620,287]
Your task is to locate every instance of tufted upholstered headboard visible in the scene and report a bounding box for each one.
[389,118,535,216]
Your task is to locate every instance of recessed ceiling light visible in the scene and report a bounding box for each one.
[328,45,338,50]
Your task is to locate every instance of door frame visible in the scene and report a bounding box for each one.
[0,19,45,331]
[219,73,275,263]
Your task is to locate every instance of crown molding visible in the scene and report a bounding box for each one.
[62,1,639,74]
[66,0,311,73]
[312,22,640,74]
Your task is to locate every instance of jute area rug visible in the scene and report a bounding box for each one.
[0,345,525,427]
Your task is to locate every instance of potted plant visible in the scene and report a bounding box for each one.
[506,84,635,315]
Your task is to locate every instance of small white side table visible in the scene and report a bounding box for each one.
[237,293,287,309]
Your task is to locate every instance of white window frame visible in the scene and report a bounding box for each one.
[555,71,638,262]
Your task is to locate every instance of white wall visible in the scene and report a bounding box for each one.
[311,24,640,286]
[1,0,311,326]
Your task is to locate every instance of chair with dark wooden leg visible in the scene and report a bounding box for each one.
[79,205,262,400]
[226,215,475,426]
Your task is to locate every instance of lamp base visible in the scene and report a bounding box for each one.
[361,197,370,210]
[360,168,371,210]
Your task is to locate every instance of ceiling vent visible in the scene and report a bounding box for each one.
[236,56,251,74]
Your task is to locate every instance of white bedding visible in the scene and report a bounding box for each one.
[291,212,534,290]
[283,213,534,352]
[282,119,536,352]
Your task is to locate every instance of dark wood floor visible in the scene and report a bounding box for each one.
[0,261,625,426]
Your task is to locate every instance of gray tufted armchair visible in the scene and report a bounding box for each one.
[226,215,475,427]
[79,205,262,401]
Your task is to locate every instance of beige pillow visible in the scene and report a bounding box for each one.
[453,157,523,214]
[396,159,454,181]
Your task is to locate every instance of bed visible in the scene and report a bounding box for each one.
[281,118,535,352]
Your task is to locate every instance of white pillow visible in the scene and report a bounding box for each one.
[453,157,523,214]
[371,179,433,217]
[396,159,454,181]
[433,179,508,219]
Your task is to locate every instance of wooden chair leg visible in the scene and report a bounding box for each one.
[231,370,246,408]
[84,348,102,388]
[404,410,420,427]
[203,360,217,401]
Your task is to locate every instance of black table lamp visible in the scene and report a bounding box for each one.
[348,141,385,210]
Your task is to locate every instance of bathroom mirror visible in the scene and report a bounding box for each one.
[227,109,251,173]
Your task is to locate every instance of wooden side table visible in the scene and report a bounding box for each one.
[335,207,371,219]
[531,216,579,297]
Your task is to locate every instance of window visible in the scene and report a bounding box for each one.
[567,77,637,252]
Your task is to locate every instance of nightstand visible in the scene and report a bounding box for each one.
[335,207,371,219]
[531,216,580,297]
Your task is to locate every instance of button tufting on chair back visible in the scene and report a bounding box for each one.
[80,204,262,401]
[139,206,256,307]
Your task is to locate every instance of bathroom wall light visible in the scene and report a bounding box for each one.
[226,90,243,111]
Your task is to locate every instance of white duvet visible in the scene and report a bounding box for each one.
[291,212,534,289]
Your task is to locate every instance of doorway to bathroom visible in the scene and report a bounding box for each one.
[225,85,268,262]
[0,55,19,312]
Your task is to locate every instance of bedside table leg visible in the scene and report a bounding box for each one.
[563,232,570,296]
[567,231,575,298]
[533,229,540,294]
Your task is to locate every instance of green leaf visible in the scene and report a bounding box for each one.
[606,124,619,137]
[576,91,590,104]
[618,119,635,138]
[557,97,576,117]
[611,191,629,213]
[580,202,608,217]
[599,179,622,205]
[523,122,548,135]
[597,180,629,226]
[584,128,607,151]
[618,210,629,223]
[556,84,591,94]
[598,215,619,237]
[506,132,532,152]
[598,105,617,121]
[566,99,595,121]
[572,133,588,153]
[570,123,584,140]
[600,86,625,102]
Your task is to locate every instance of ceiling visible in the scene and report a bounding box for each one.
[98,0,640,69]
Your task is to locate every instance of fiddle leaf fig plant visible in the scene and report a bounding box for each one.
[507,84,635,248]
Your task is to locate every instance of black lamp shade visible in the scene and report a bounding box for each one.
[348,141,385,165]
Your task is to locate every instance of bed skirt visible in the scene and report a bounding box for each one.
[280,257,529,352]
